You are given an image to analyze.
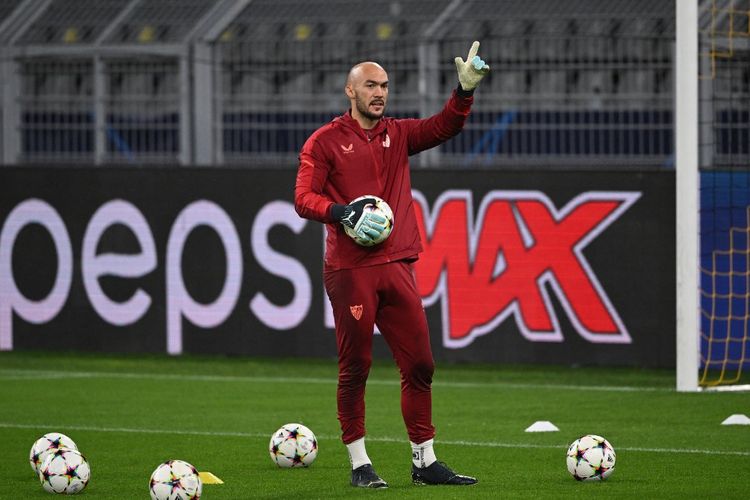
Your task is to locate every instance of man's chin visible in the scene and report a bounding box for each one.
[363,109,384,121]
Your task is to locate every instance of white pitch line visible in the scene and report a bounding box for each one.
[0,422,747,457]
[0,368,670,392]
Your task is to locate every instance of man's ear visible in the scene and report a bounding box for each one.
[345,84,355,99]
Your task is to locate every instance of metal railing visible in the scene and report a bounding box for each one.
[0,0,692,168]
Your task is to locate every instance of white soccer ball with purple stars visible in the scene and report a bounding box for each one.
[38,448,90,494]
[566,434,616,481]
[29,432,79,474]
[343,195,394,247]
[269,423,318,467]
[149,459,202,500]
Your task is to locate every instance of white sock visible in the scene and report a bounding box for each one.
[411,439,436,468]
[346,437,372,470]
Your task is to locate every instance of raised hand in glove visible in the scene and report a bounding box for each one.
[331,198,387,242]
[454,40,490,92]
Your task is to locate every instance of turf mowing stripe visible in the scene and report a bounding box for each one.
[0,368,669,392]
[1,422,747,457]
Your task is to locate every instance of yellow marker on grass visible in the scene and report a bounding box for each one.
[198,472,224,484]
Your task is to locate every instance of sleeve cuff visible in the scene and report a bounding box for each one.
[456,82,475,97]
[330,203,346,221]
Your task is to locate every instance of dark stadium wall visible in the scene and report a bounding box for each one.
[0,166,675,367]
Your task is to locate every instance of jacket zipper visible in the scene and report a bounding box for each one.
[366,134,384,194]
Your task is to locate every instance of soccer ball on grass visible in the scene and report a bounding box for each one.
[149,459,202,500]
[566,434,616,481]
[343,195,394,247]
[38,448,90,494]
[269,423,318,467]
[29,432,79,474]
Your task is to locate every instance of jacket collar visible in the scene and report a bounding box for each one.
[339,110,387,140]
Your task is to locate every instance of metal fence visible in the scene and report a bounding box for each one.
[699,0,750,170]
[0,0,696,168]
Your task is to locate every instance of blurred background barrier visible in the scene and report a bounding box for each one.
[0,0,681,167]
[0,166,675,367]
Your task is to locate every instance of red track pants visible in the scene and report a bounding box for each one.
[324,260,435,445]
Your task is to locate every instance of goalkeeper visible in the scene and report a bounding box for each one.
[294,41,489,488]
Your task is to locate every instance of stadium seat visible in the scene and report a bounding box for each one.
[574,70,612,99]
[490,70,526,96]
[281,72,315,97]
[236,74,273,96]
[531,70,567,97]
[616,69,653,95]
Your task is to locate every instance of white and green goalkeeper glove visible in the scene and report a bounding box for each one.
[332,197,387,242]
[454,40,490,91]
[351,210,387,241]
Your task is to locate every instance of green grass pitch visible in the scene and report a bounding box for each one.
[1,350,748,499]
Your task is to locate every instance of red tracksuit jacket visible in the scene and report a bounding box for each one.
[294,89,474,271]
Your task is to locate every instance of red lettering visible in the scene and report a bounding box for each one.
[413,190,640,347]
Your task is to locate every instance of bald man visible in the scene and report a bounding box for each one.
[295,42,489,488]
